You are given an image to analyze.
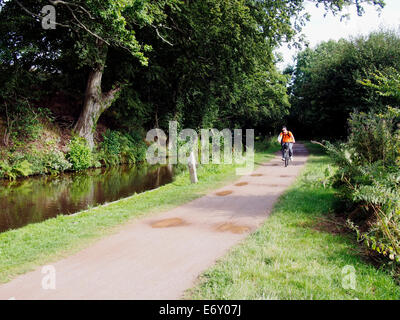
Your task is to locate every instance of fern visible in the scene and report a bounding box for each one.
[0,159,33,180]
[315,107,400,266]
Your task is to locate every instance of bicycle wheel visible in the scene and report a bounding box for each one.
[284,150,289,167]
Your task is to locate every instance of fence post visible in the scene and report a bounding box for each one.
[188,151,198,184]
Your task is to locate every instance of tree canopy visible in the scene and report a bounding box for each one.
[0,0,386,146]
[286,30,400,139]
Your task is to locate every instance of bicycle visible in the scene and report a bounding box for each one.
[282,142,290,167]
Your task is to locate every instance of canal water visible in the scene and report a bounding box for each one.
[0,164,181,233]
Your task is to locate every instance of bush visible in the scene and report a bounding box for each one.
[67,136,93,170]
[98,130,146,166]
[255,136,280,152]
[0,159,33,180]
[42,150,72,173]
[322,107,400,268]
[0,148,73,179]
[347,108,400,166]
[1,102,51,145]
[100,130,121,165]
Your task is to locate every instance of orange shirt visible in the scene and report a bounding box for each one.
[279,131,295,143]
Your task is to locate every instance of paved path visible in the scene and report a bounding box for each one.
[0,144,308,300]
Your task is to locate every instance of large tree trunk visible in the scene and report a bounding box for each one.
[74,67,102,148]
[74,41,121,149]
[74,65,121,149]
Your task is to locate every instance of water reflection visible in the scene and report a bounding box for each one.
[0,164,178,233]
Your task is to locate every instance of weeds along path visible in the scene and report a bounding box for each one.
[0,144,308,300]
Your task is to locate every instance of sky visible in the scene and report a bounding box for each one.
[276,0,400,70]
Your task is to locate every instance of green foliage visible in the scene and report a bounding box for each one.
[100,130,122,165]
[255,136,280,152]
[0,127,148,179]
[12,160,33,177]
[287,30,400,138]
[188,149,400,300]
[321,107,400,268]
[0,70,51,144]
[0,145,73,179]
[360,68,400,104]
[67,136,93,171]
[0,0,385,145]
[139,0,294,132]
[0,159,33,180]
[0,0,387,177]
[42,150,72,173]
[22,148,71,175]
[98,129,147,166]
[347,108,400,166]
[6,104,43,142]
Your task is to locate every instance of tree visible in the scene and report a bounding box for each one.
[0,0,386,147]
[8,0,179,147]
[100,0,297,133]
[287,30,400,139]
[360,68,400,104]
[104,0,385,135]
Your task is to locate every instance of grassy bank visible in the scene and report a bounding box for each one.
[0,143,279,284]
[186,143,400,300]
[0,124,148,180]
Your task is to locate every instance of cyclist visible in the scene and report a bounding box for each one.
[277,126,295,161]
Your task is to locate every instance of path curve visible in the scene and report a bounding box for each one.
[0,144,308,300]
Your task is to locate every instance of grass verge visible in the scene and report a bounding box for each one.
[186,143,400,300]
[0,144,279,284]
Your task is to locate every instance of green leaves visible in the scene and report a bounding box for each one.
[97,129,147,166]
[323,107,400,267]
[67,136,93,170]
[360,68,400,103]
[0,160,33,180]
[288,30,400,138]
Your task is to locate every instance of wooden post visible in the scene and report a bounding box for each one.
[188,151,198,184]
